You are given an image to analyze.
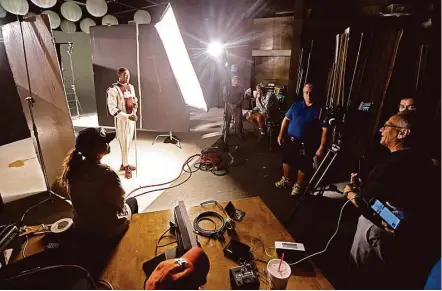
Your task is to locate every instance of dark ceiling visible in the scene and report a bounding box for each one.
[0,0,435,29]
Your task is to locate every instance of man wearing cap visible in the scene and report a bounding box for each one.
[59,127,139,239]
[107,67,138,179]
[223,75,246,140]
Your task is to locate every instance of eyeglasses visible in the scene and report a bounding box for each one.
[381,123,405,130]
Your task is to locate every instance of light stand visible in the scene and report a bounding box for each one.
[220,102,238,165]
[152,131,181,149]
[285,142,341,224]
[19,18,64,202]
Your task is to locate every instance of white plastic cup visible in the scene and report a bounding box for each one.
[267,259,291,290]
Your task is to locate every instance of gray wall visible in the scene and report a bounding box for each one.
[53,31,96,114]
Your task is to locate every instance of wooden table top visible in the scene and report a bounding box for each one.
[14,197,333,290]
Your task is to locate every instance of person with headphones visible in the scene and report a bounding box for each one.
[59,127,138,239]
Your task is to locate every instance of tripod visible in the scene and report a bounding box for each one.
[152,131,181,149]
[285,143,341,224]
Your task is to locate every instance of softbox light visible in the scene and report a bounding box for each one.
[80,18,96,34]
[134,10,151,25]
[41,10,60,29]
[61,1,82,22]
[102,15,118,26]
[155,5,207,111]
[61,19,76,33]
[1,0,29,16]
[86,0,107,18]
[30,0,57,9]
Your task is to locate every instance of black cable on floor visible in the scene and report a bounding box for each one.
[130,154,201,199]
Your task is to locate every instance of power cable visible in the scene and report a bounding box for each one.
[19,197,51,227]
[126,154,201,199]
[288,197,357,266]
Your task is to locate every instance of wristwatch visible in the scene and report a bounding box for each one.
[174,258,188,269]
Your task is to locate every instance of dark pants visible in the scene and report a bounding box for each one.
[281,137,314,175]
[126,197,138,214]
[225,106,243,135]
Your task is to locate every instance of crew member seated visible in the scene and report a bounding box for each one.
[59,127,138,239]
[245,83,278,140]
[344,111,440,289]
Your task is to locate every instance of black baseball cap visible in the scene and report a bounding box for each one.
[75,127,116,154]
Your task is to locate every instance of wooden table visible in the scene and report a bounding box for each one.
[12,197,333,289]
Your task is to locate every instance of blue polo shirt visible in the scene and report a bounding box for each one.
[285,101,322,139]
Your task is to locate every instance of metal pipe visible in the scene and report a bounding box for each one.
[415,44,423,91]
[348,33,363,107]
[114,2,169,15]
[304,40,314,85]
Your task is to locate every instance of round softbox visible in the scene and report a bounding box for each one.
[0,5,6,18]
[30,0,56,9]
[1,0,29,16]
[102,15,118,26]
[80,18,96,34]
[41,10,60,29]
[86,0,107,18]
[61,1,82,22]
[134,10,151,24]
[60,19,77,33]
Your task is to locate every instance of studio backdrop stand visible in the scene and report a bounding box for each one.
[152,131,181,149]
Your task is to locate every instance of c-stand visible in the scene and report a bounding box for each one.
[220,102,239,165]
[285,142,341,224]
[19,18,65,202]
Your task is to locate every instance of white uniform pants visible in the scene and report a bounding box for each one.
[116,117,135,167]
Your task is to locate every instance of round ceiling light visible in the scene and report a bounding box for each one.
[1,0,29,16]
[86,0,107,18]
[60,19,77,33]
[30,0,57,9]
[41,10,60,29]
[80,18,96,34]
[102,15,118,26]
[61,1,82,22]
[134,10,151,25]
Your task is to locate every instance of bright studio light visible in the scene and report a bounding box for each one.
[208,41,224,57]
[155,5,207,112]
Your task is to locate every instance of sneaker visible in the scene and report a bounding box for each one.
[124,167,133,179]
[121,165,136,171]
[291,184,302,196]
[275,176,292,188]
[258,128,265,141]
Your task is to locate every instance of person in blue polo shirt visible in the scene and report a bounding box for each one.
[275,83,328,195]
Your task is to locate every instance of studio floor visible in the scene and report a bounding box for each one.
[0,107,357,288]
